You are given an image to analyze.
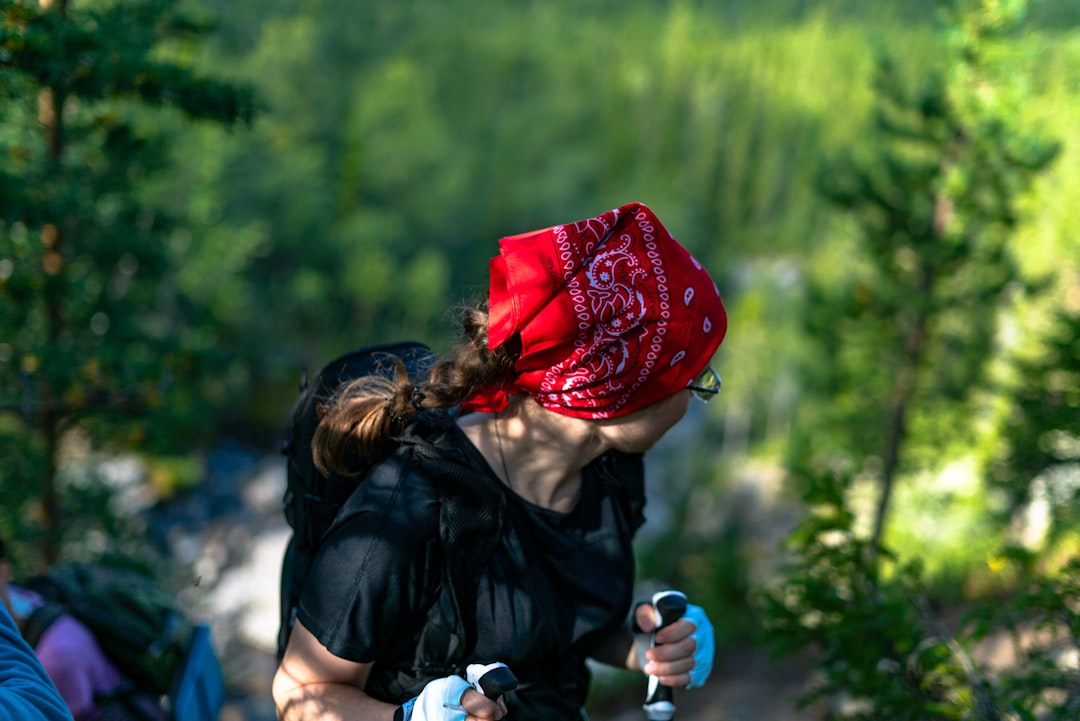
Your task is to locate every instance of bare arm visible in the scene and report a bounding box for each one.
[273,621,507,721]
[272,620,392,721]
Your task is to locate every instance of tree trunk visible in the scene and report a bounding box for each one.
[870,275,931,556]
[869,139,961,564]
[38,0,68,564]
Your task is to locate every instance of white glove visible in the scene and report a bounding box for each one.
[395,675,471,721]
[396,663,514,721]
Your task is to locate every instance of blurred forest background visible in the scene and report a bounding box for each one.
[2,0,1079,718]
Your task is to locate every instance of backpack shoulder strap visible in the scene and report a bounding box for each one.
[596,450,647,533]
[21,601,66,650]
[406,421,508,664]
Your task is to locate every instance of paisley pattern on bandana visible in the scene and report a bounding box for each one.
[538,207,673,415]
[466,202,727,419]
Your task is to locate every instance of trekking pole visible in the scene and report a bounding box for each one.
[466,661,518,701]
[443,663,517,714]
[642,590,688,721]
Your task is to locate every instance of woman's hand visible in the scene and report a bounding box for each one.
[632,600,715,689]
[453,687,508,720]
[401,675,507,721]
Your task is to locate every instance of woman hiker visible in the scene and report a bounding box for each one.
[273,202,727,721]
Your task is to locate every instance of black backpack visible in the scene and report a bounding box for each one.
[277,341,462,659]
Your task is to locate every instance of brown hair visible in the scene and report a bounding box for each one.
[312,308,519,477]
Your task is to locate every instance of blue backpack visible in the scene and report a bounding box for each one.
[170,624,225,721]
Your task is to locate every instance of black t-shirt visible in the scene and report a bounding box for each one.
[296,422,645,720]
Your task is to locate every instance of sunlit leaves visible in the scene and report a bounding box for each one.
[762,1,1072,718]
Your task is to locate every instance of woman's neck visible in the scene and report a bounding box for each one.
[458,398,605,512]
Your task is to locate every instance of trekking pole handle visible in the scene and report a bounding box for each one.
[466,662,518,701]
[642,590,689,721]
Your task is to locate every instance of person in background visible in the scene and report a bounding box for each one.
[274,202,726,720]
[0,539,163,721]
[0,540,73,721]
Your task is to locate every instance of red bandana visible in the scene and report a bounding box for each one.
[465,202,728,419]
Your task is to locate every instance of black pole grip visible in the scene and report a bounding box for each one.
[466,662,518,700]
[642,590,688,721]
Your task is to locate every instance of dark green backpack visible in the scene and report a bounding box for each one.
[22,562,193,697]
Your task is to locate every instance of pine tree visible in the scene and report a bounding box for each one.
[760,1,1066,718]
[799,0,1058,557]
[0,0,255,563]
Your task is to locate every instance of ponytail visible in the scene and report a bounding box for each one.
[312,308,519,477]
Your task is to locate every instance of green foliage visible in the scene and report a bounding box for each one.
[796,0,1059,555]
[170,0,918,426]
[807,49,1058,467]
[965,557,1080,719]
[886,460,1005,600]
[760,454,974,719]
[0,0,255,562]
[142,0,1080,453]
[759,1,1076,719]
[0,1,254,122]
[764,441,1080,720]
[989,296,1080,544]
